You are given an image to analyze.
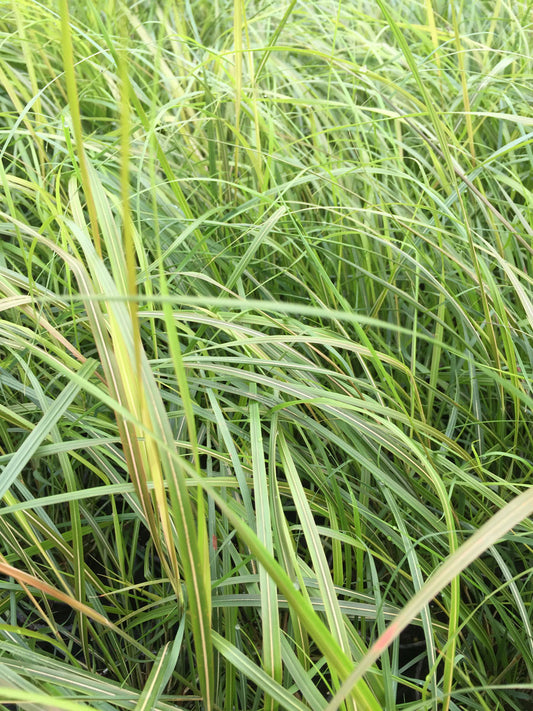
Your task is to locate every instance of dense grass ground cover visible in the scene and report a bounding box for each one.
[0,0,532,709]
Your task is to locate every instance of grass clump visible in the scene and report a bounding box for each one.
[0,0,532,709]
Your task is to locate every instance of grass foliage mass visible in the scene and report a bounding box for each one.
[0,0,532,709]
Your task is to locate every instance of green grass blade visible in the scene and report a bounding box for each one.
[326,487,533,711]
